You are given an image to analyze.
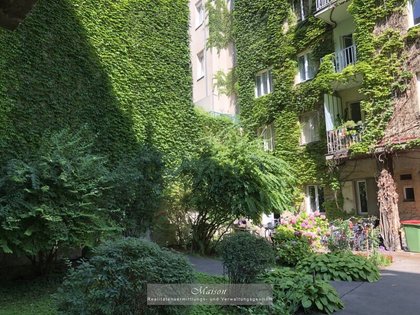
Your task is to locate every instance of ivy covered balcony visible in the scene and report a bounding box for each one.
[327,125,363,155]
[332,45,357,73]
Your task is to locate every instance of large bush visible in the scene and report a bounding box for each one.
[179,126,296,254]
[0,130,118,274]
[273,227,312,266]
[254,268,344,315]
[218,232,275,283]
[55,237,194,315]
[297,252,380,282]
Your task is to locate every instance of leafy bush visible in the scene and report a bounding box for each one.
[0,130,118,274]
[218,232,275,283]
[273,227,312,266]
[277,211,329,248]
[327,219,353,252]
[297,252,380,282]
[55,237,194,315]
[364,250,392,268]
[179,125,296,254]
[254,268,343,315]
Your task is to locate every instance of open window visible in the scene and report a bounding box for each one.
[306,185,325,213]
[300,111,320,145]
[297,52,317,82]
[258,124,275,152]
[293,0,311,22]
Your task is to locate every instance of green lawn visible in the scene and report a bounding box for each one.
[0,277,59,315]
[0,272,230,315]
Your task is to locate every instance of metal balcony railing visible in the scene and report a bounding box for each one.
[316,0,336,11]
[327,127,362,155]
[333,45,357,72]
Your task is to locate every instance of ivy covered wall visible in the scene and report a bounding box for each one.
[233,0,336,206]
[233,0,416,211]
[0,0,198,166]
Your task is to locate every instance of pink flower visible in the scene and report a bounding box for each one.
[314,210,321,217]
[320,214,326,220]
[290,217,297,224]
[301,222,307,228]
[280,219,287,225]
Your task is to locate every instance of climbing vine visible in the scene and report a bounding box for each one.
[233,0,414,213]
[0,0,198,168]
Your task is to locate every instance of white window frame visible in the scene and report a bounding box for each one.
[197,50,205,80]
[300,111,320,145]
[294,0,311,22]
[306,185,325,213]
[404,186,416,202]
[258,124,275,152]
[297,52,316,83]
[195,1,205,28]
[408,0,420,27]
[255,69,273,98]
[356,180,368,214]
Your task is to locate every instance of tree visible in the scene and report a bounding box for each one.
[0,129,119,274]
[179,127,296,254]
[108,145,164,236]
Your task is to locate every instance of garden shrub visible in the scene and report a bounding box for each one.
[0,129,118,274]
[277,211,329,248]
[297,252,380,282]
[55,237,194,315]
[273,227,312,266]
[218,232,275,283]
[254,268,343,315]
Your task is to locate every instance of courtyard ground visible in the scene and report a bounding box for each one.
[189,252,420,315]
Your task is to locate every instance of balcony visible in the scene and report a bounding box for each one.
[315,0,351,24]
[333,45,357,72]
[327,127,362,156]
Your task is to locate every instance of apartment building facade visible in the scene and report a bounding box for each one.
[189,0,237,117]
[233,0,420,243]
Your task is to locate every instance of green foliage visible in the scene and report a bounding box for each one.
[0,129,118,274]
[367,250,392,268]
[0,276,60,315]
[213,69,238,97]
[273,227,312,266]
[0,0,197,167]
[179,125,296,254]
[206,0,234,51]
[255,268,343,315]
[218,232,275,283]
[108,145,164,235]
[55,237,194,315]
[327,219,353,252]
[297,252,380,282]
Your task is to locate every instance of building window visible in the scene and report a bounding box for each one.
[197,51,205,80]
[409,0,420,27]
[196,1,205,28]
[356,180,368,214]
[400,174,413,180]
[298,52,317,82]
[294,0,311,22]
[300,111,320,145]
[258,124,275,152]
[404,187,415,202]
[255,69,273,97]
[306,185,325,213]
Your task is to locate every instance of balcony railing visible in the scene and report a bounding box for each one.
[333,45,357,72]
[327,127,362,155]
[316,0,336,11]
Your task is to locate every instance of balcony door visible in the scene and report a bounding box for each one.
[341,34,355,67]
[349,102,363,123]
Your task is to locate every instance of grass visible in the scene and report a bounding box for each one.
[0,271,230,315]
[0,276,60,315]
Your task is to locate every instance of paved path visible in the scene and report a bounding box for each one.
[188,252,420,314]
[334,252,420,315]
[187,255,224,275]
